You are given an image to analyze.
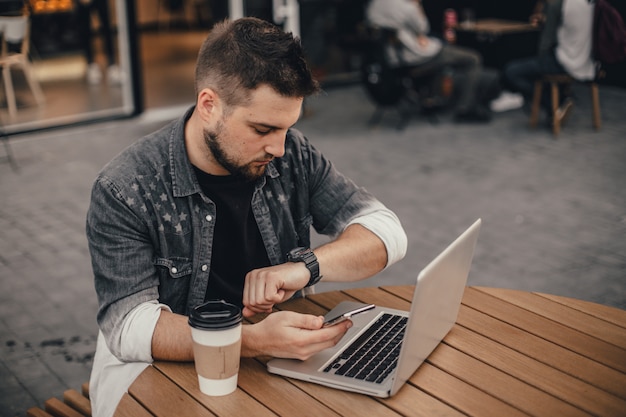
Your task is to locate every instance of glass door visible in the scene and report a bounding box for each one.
[1,0,141,134]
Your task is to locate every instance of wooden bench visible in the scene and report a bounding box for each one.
[26,382,91,417]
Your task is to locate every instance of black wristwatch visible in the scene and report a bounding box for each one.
[287,247,321,287]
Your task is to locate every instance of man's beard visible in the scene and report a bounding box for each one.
[203,125,268,182]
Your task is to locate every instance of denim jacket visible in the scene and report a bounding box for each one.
[86,108,397,356]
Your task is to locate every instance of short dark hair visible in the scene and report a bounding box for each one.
[195,17,320,106]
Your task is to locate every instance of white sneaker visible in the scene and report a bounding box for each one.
[107,65,124,85]
[490,91,524,112]
[86,63,102,85]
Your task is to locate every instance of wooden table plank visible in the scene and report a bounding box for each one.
[378,384,466,417]
[456,303,626,400]
[129,365,218,417]
[379,285,415,302]
[429,342,591,417]
[343,287,411,310]
[477,287,626,348]
[277,296,332,316]
[153,361,277,417]
[114,393,153,417]
[535,293,626,329]
[463,287,626,372]
[409,362,529,417]
[306,290,361,311]
[237,357,341,416]
[444,324,626,416]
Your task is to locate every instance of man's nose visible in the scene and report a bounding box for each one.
[265,131,286,158]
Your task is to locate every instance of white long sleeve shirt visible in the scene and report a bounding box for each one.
[556,0,595,80]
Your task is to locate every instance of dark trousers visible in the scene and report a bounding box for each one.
[504,52,566,107]
[77,0,116,66]
[411,44,483,112]
[453,67,501,108]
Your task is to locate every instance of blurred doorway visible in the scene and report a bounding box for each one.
[2,0,141,135]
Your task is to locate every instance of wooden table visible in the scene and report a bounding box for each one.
[454,19,540,70]
[114,286,626,417]
[455,19,539,37]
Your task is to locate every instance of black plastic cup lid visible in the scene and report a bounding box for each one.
[188,300,242,330]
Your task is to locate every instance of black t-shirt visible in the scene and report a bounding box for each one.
[193,167,270,307]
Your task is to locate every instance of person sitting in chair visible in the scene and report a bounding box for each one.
[503,0,595,118]
[366,0,496,122]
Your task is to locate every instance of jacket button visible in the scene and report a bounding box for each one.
[171,267,178,274]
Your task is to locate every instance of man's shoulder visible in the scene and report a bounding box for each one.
[285,128,319,158]
[285,127,306,144]
[97,123,174,185]
[269,128,317,177]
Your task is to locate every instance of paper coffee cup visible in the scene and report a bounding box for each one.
[188,300,242,396]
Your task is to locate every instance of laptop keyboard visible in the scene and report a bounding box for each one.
[322,313,408,384]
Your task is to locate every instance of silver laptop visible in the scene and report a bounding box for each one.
[267,218,481,397]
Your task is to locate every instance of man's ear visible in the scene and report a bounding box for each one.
[196,88,221,122]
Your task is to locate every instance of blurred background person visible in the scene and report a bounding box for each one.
[366,0,498,122]
[503,0,595,118]
[77,0,121,85]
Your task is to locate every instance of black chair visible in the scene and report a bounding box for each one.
[360,26,439,129]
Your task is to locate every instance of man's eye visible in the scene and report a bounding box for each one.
[255,128,272,135]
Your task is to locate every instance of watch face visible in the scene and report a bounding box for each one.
[288,247,308,260]
[297,248,312,258]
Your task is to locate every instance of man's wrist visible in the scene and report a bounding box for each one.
[286,247,321,286]
[240,324,261,358]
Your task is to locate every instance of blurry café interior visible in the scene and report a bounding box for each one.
[0,0,625,136]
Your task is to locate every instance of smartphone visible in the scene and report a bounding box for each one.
[322,303,376,327]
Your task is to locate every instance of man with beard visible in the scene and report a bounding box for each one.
[86,17,407,417]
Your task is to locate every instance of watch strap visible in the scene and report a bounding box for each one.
[287,247,321,286]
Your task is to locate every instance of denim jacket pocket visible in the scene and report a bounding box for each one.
[154,257,194,312]
[154,257,193,278]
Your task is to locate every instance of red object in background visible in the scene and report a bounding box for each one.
[443,8,457,43]
[444,8,458,27]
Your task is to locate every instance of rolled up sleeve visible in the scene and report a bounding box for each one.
[119,301,172,362]
[347,209,408,268]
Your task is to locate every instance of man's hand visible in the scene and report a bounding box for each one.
[241,311,352,360]
[242,262,310,317]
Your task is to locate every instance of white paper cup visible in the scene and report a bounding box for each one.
[188,300,242,396]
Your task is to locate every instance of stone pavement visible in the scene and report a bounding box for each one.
[1,84,625,416]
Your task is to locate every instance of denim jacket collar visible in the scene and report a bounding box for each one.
[169,107,201,198]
